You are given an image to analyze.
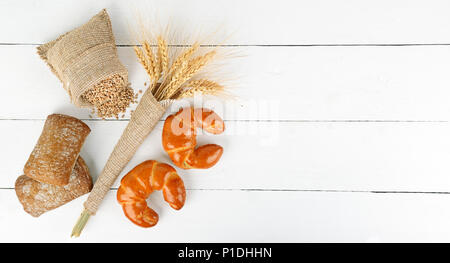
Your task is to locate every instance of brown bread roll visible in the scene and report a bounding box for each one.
[24,114,90,186]
[15,157,93,217]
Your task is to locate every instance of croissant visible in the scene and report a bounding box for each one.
[162,107,225,169]
[117,160,185,227]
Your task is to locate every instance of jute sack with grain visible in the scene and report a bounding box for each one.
[37,9,128,109]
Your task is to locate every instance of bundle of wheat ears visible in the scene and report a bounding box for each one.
[134,37,226,101]
[71,31,229,237]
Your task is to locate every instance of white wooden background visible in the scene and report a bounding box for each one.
[2,0,450,242]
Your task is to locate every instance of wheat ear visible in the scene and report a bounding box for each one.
[158,60,188,99]
[157,36,169,76]
[142,41,158,86]
[167,42,200,75]
[163,50,217,99]
[134,46,154,81]
[184,50,217,77]
[179,79,225,98]
[155,42,199,96]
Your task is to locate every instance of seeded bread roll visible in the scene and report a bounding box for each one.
[16,157,93,217]
[24,114,90,186]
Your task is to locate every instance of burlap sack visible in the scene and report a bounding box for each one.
[37,9,127,107]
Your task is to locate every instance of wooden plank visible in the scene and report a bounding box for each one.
[1,0,450,45]
[3,120,450,191]
[2,189,450,242]
[3,45,450,120]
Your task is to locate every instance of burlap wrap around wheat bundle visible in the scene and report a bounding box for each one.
[84,92,169,214]
[37,9,128,107]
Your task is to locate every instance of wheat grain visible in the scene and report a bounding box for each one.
[81,74,135,119]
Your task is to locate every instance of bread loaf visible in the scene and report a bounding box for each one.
[24,114,90,186]
[16,157,93,217]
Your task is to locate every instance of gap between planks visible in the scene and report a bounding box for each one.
[0,119,448,123]
[3,43,450,47]
[1,187,450,195]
